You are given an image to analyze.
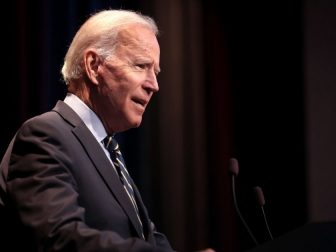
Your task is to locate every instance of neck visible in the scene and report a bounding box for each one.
[68,79,118,136]
[68,80,92,106]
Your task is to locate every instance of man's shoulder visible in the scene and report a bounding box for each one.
[18,101,73,135]
[21,100,80,128]
[23,108,64,128]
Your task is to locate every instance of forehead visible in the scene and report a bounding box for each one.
[116,25,160,60]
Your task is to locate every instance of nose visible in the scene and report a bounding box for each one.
[144,69,159,93]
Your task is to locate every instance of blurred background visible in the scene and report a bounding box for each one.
[1,0,335,251]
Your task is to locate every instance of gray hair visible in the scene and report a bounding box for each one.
[61,9,158,84]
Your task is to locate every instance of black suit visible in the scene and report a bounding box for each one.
[0,101,173,251]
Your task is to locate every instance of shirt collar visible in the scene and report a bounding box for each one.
[64,93,107,143]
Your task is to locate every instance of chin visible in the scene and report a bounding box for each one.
[133,120,142,128]
[129,117,143,128]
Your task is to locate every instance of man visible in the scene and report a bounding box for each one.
[0,9,172,251]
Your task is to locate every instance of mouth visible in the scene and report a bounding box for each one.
[132,97,148,109]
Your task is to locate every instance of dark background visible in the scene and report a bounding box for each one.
[1,0,335,252]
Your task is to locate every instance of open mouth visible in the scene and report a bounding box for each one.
[132,98,147,108]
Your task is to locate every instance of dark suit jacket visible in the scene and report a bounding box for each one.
[0,101,173,252]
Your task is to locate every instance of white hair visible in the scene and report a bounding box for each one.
[61,9,158,84]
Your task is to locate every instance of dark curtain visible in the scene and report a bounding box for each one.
[1,1,306,252]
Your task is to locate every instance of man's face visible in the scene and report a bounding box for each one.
[94,25,160,133]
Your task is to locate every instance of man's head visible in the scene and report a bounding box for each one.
[61,10,160,134]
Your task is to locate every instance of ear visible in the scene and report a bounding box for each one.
[83,49,101,85]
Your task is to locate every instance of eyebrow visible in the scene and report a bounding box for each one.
[134,55,161,73]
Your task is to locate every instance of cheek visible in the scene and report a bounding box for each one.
[110,67,137,86]
[100,66,144,101]
[118,71,145,93]
[126,70,147,84]
[100,69,127,95]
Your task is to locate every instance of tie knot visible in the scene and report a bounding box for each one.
[104,136,119,151]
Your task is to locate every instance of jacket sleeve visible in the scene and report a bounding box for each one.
[3,118,174,252]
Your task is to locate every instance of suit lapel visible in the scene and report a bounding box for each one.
[52,101,144,239]
[132,182,154,242]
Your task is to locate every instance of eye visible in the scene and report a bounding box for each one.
[135,63,147,70]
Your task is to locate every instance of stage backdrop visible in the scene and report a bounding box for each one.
[2,1,335,252]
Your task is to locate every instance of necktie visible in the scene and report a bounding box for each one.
[103,136,144,238]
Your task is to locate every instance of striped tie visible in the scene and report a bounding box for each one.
[104,136,144,239]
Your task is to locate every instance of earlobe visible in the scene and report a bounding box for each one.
[84,49,100,85]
